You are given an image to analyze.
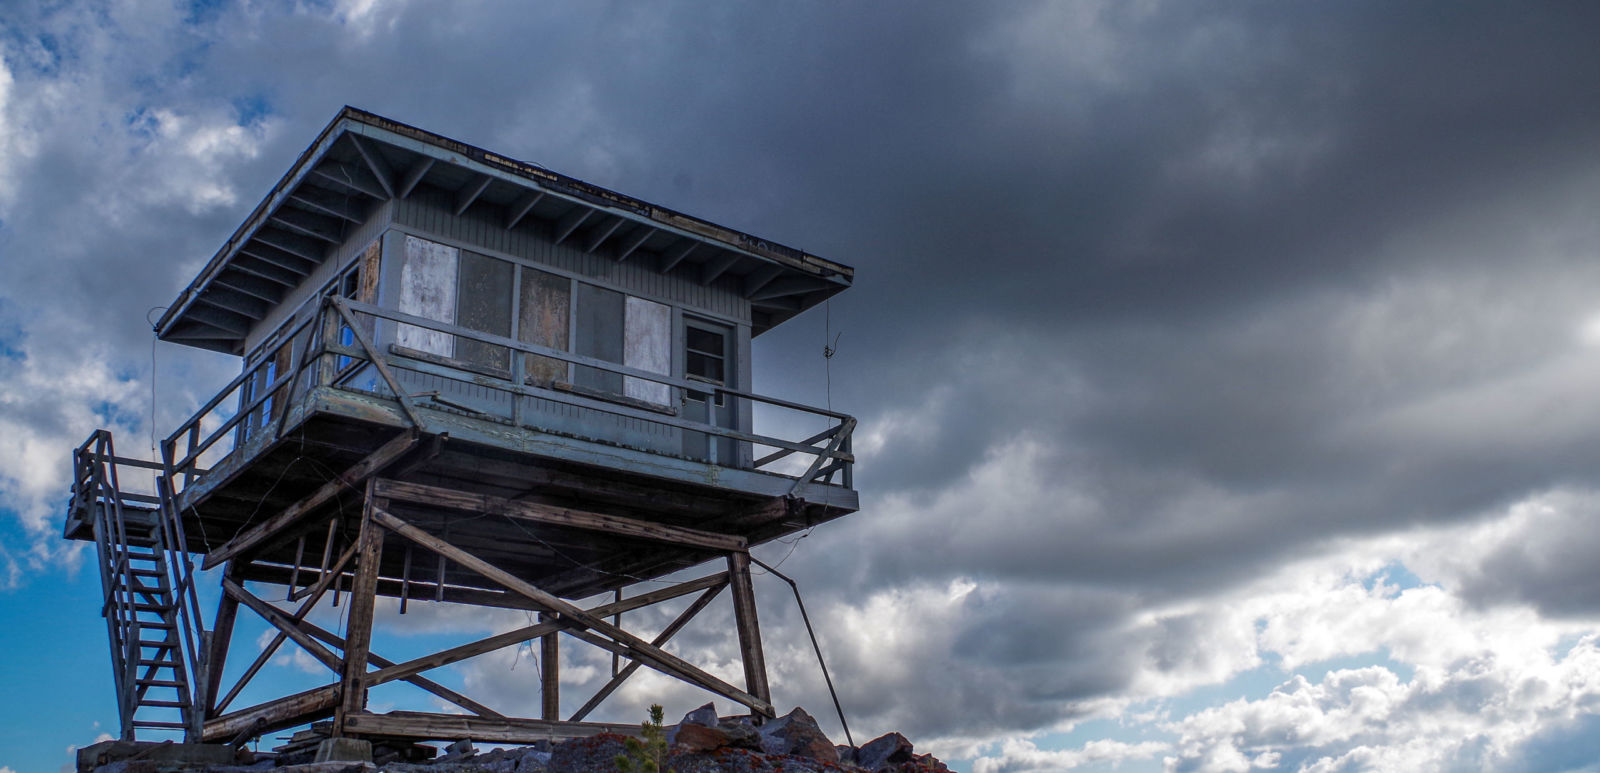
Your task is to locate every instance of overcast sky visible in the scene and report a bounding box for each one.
[6,2,1600,772]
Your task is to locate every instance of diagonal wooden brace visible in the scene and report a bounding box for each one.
[203,430,418,570]
[371,507,775,716]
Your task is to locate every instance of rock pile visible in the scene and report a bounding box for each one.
[81,705,950,773]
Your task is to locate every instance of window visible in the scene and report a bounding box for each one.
[396,235,458,356]
[518,266,570,384]
[456,251,513,370]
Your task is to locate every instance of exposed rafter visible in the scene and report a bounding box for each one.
[659,241,697,274]
[698,251,742,286]
[584,216,624,254]
[310,160,388,200]
[198,286,271,319]
[741,264,784,298]
[349,134,396,199]
[216,269,287,302]
[505,191,545,230]
[552,206,594,245]
[747,277,837,302]
[289,186,366,223]
[239,244,316,276]
[253,228,327,263]
[614,226,654,263]
[185,304,251,336]
[398,157,435,199]
[270,208,345,244]
[230,255,301,287]
[455,174,492,215]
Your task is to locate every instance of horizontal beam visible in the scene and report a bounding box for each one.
[372,508,772,715]
[374,479,746,552]
[363,572,728,688]
[289,185,366,222]
[202,431,419,570]
[201,684,339,743]
[342,712,641,743]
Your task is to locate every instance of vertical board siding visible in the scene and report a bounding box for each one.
[243,200,395,354]
[392,190,750,323]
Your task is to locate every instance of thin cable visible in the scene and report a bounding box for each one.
[146,306,168,453]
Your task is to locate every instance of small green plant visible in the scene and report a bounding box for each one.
[616,703,676,773]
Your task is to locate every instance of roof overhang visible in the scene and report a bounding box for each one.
[157,107,854,354]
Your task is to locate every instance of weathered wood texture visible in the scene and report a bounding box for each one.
[342,711,642,743]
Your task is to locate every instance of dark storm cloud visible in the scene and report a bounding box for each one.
[10,0,1600,760]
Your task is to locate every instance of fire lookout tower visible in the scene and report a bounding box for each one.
[64,108,857,747]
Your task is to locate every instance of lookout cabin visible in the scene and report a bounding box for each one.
[62,107,858,748]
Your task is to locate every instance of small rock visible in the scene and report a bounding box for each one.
[757,707,838,762]
[682,702,720,728]
[672,722,732,753]
[857,732,914,771]
[718,718,764,750]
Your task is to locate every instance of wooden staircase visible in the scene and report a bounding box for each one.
[71,430,204,740]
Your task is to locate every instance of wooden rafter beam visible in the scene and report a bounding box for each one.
[455,174,492,215]
[270,207,345,244]
[253,228,327,263]
[504,190,545,230]
[349,134,396,199]
[584,216,624,253]
[397,157,435,199]
[202,684,340,743]
[614,226,654,263]
[213,271,284,305]
[659,240,697,273]
[310,159,389,200]
[552,206,593,244]
[288,186,366,223]
[698,251,741,286]
[374,479,746,552]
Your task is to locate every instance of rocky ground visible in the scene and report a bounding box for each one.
[82,706,950,773]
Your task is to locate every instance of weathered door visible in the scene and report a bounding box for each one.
[682,318,737,464]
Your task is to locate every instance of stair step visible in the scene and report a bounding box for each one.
[131,720,187,729]
[128,568,164,578]
[135,679,184,688]
[137,640,176,650]
[132,603,172,613]
[140,699,190,709]
[137,658,178,668]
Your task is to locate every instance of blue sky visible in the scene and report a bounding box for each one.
[7,2,1600,772]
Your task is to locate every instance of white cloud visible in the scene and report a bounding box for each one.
[974,737,1170,773]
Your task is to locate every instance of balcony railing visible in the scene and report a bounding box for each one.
[163,295,854,499]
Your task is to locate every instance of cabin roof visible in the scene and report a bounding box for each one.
[156,107,854,355]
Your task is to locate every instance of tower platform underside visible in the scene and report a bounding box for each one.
[68,385,857,602]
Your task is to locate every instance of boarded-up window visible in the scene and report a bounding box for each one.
[397,235,458,356]
[624,297,671,406]
[519,267,570,385]
[574,284,623,394]
[456,251,513,370]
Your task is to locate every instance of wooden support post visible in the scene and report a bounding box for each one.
[371,507,773,715]
[334,485,385,736]
[202,564,241,719]
[728,551,773,715]
[540,613,559,721]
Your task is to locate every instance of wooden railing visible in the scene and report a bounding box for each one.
[163,295,854,496]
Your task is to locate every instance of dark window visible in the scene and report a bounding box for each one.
[456,251,514,370]
[686,326,725,384]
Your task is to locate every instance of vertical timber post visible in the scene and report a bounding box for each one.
[727,551,772,717]
[334,482,384,736]
[202,562,242,721]
[540,613,559,720]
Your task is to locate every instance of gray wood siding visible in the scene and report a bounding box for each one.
[243,199,395,355]
[390,189,751,324]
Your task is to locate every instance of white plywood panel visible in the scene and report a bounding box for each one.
[624,296,671,406]
[397,235,459,356]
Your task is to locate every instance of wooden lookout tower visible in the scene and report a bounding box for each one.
[64,108,857,747]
